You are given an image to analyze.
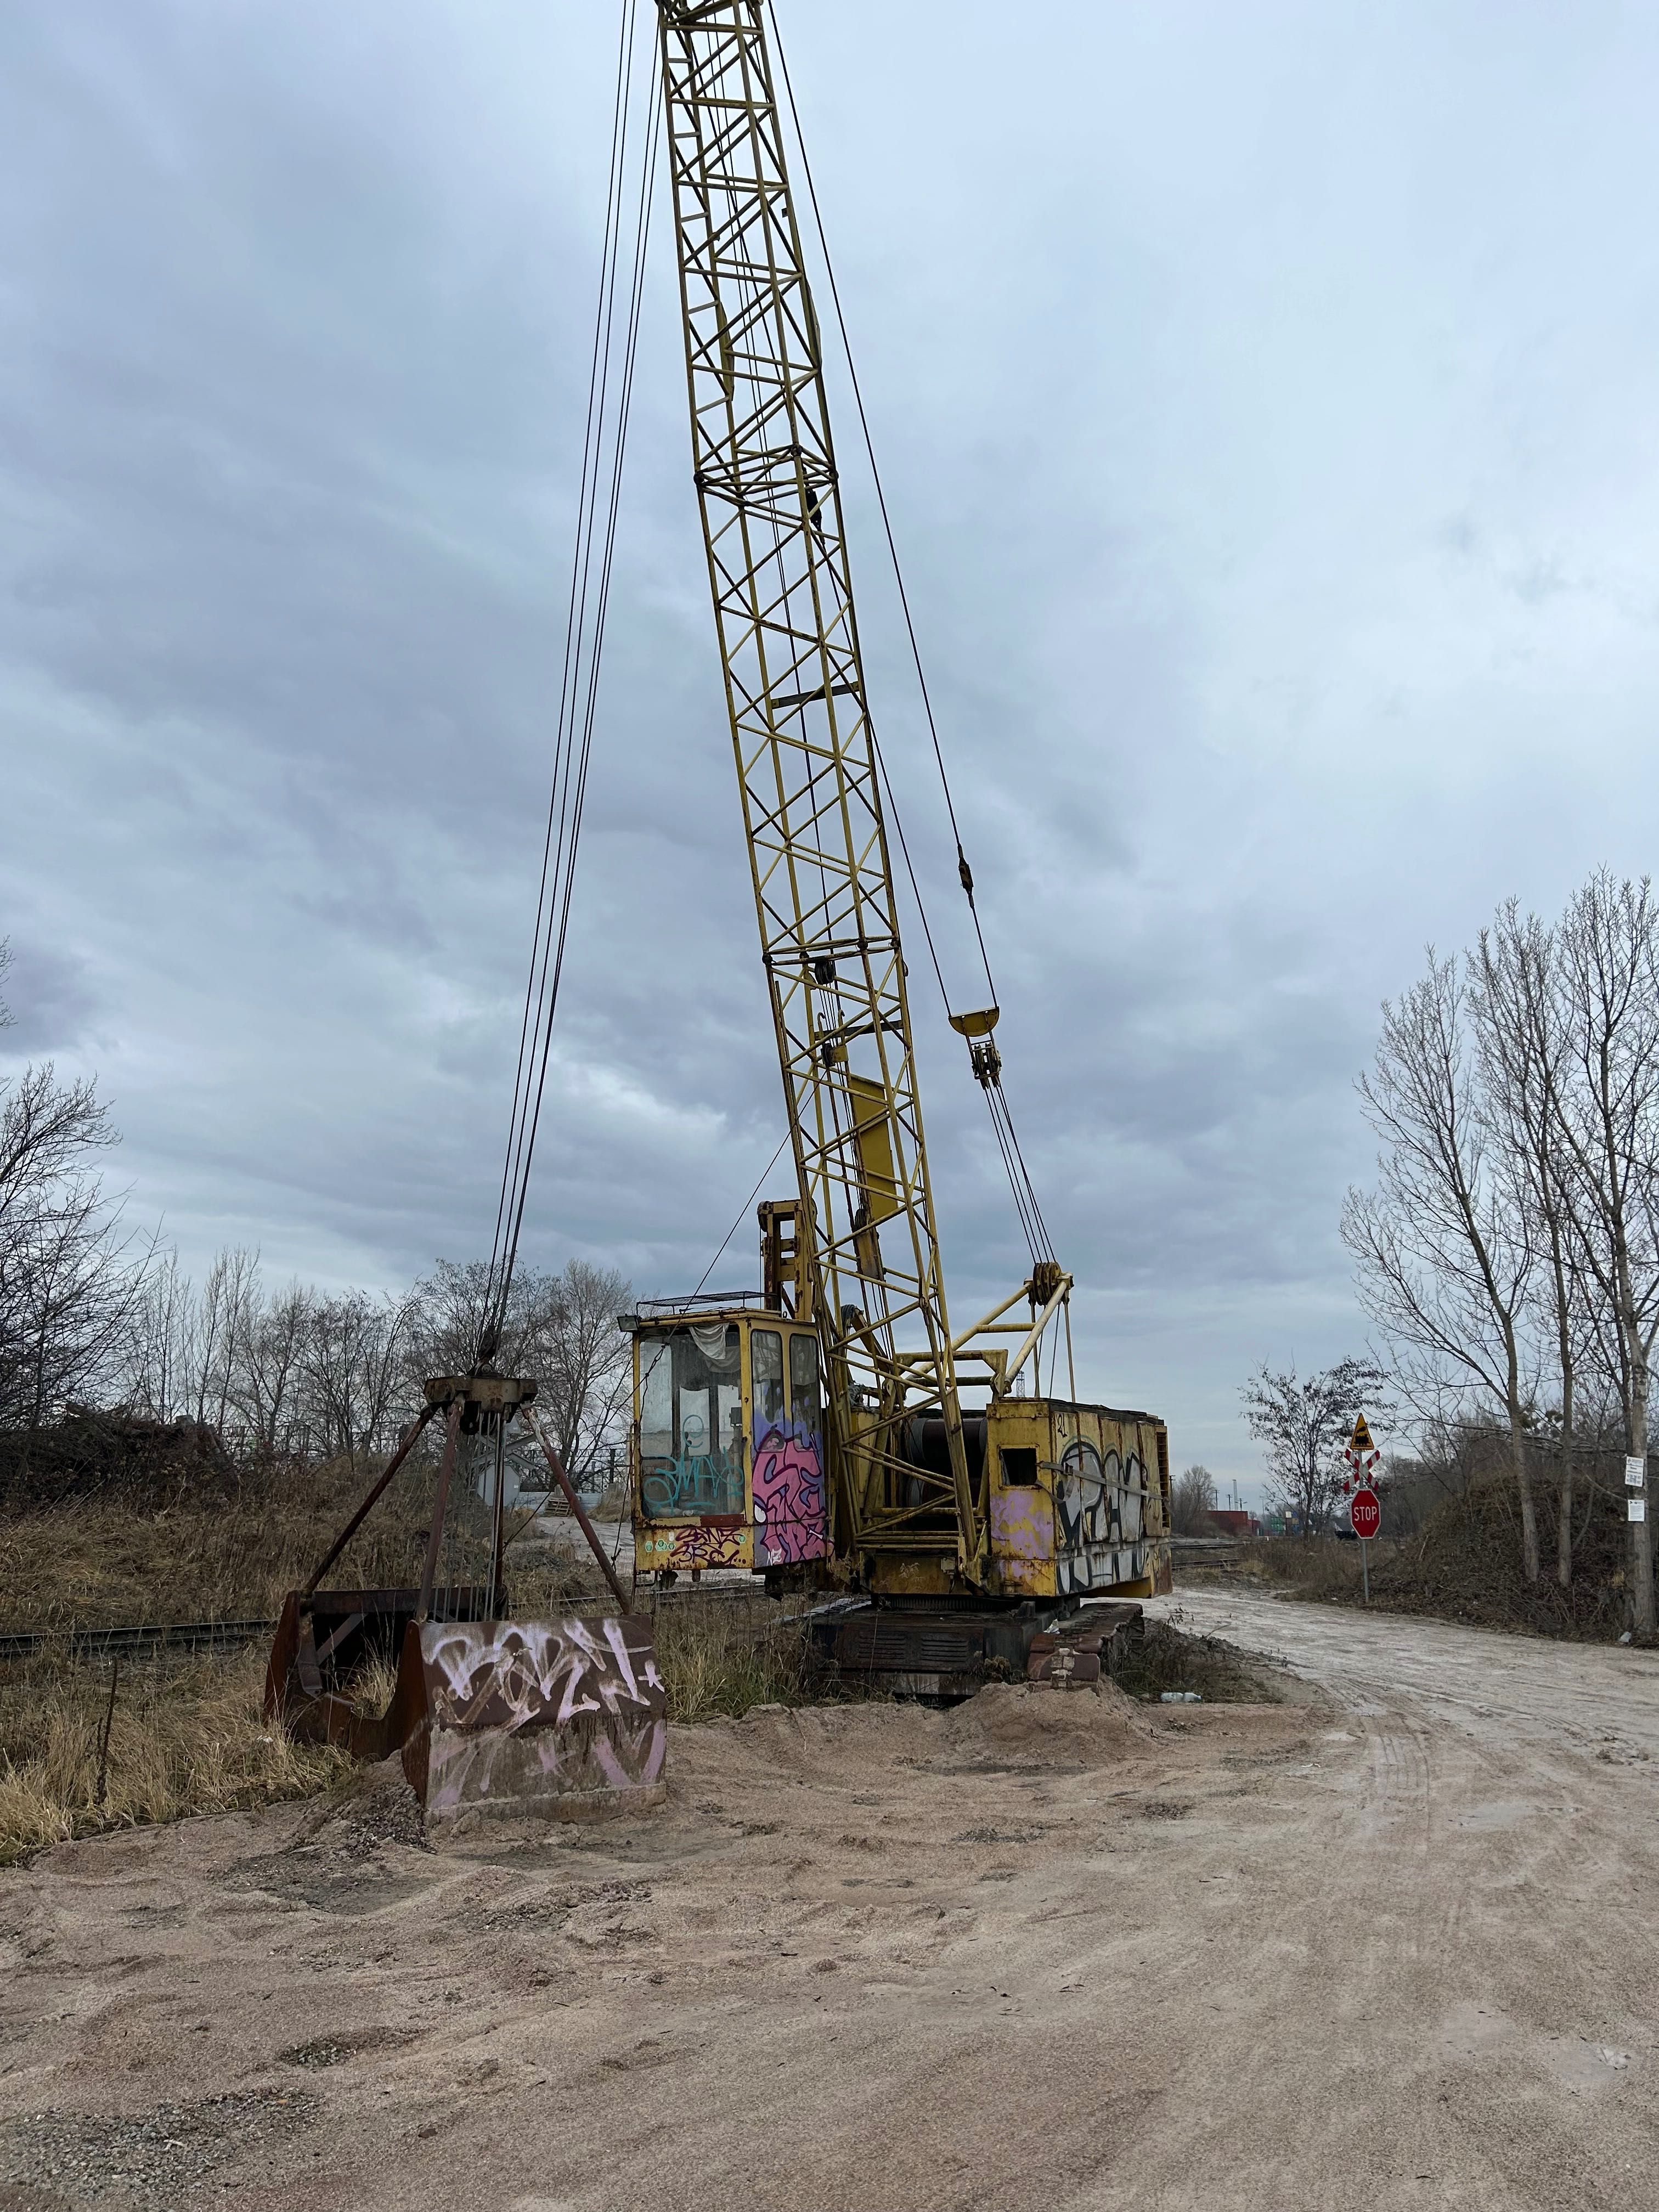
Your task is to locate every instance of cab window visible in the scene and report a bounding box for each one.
[789,1332,821,1432]
[752,1329,786,1432]
[637,1323,744,1518]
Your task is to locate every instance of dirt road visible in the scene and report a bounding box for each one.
[2,1590,1656,2211]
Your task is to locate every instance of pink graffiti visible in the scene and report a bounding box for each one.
[753,1422,827,1565]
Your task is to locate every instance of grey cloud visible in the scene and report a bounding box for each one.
[6,0,1659,1498]
[0,938,98,1054]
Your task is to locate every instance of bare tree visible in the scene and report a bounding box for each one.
[0,953,155,1440]
[1471,904,1589,1587]
[1240,1357,1388,1536]
[1343,951,1543,1580]
[537,1260,633,1483]
[301,1291,415,1461]
[119,1249,412,1463]
[406,1257,633,1486]
[120,1248,196,1424]
[232,1278,313,1455]
[187,1249,259,1432]
[1171,1463,1217,1537]
[404,1259,502,1386]
[1551,873,1659,1638]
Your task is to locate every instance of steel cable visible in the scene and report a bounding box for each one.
[768,3,1055,1268]
[482,8,661,1356]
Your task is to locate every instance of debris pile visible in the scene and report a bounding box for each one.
[0,1406,244,1511]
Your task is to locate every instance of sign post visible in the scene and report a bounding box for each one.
[1343,1414,1382,1603]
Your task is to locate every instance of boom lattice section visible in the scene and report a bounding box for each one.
[657,0,978,1563]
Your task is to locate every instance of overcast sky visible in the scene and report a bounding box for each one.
[4,2,1658,1501]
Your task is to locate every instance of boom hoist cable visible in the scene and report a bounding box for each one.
[767,3,1056,1276]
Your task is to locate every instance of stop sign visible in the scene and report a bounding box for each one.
[1350,1487,1381,1541]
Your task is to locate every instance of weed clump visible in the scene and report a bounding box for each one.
[0,1648,347,1865]
[650,1597,815,1722]
[1113,1619,1283,1704]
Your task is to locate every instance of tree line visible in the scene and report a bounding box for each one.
[117,1249,631,1482]
[0,945,631,1487]
[1234,871,1658,1636]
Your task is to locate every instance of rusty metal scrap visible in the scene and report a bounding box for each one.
[266,1367,665,1835]
[1025,1603,1143,1689]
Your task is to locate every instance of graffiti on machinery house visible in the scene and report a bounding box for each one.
[752,1421,828,1565]
[1054,1438,1147,1594]
[991,1482,1052,1566]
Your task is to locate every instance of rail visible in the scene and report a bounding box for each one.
[0,1618,278,1664]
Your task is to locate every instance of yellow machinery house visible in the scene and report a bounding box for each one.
[983,1398,1171,1601]
[627,1297,1170,1605]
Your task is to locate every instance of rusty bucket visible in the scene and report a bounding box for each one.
[266,1376,667,1836]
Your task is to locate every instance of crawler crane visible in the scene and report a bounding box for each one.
[268,2,1170,1784]
[626,2,1170,1689]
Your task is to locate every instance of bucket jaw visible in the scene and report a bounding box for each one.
[398,1613,667,1833]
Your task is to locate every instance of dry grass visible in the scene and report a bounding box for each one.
[0,1647,349,1866]
[1205,1480,1635,1640]
[1113,1618,1285,1703]
[0,1457,614,1634]
[0,1462,579,1866]
[649,1596,815,1723]
[0,1601,826,1863]
[1221,1537,1374,1601]
[0,1470,846,1861]
[0,1457,469,1630]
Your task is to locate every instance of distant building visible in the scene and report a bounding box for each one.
[1209,1509,1261,1540]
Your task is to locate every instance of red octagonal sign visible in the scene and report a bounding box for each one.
[1350,1486,1381,1541]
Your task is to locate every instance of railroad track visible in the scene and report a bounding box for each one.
[0,1618,276,1664]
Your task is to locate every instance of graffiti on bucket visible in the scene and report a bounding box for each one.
[416,1614,666,1823]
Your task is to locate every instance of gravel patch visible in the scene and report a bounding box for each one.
[0,2087,320,2207]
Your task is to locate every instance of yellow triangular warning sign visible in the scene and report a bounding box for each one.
[1349,1413,1374,1455]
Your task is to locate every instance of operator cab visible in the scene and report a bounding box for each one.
[620,1297,829,1584]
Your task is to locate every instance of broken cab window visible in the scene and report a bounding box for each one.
[637,1324,744,1519]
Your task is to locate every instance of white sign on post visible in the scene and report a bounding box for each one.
[1630,1497,1648,1523]
[1626,1455,1647,1489]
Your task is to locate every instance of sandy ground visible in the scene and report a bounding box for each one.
[2,1587,1657,2212]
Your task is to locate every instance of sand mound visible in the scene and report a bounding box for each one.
[940,1679,1153,1767]
[671,1698,937,1789]
[669,1681,1154,1796]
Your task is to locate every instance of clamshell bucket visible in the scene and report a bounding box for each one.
[266,1373,667,1835]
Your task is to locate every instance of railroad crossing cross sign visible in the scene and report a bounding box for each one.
[1350,1486,1381,1542]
